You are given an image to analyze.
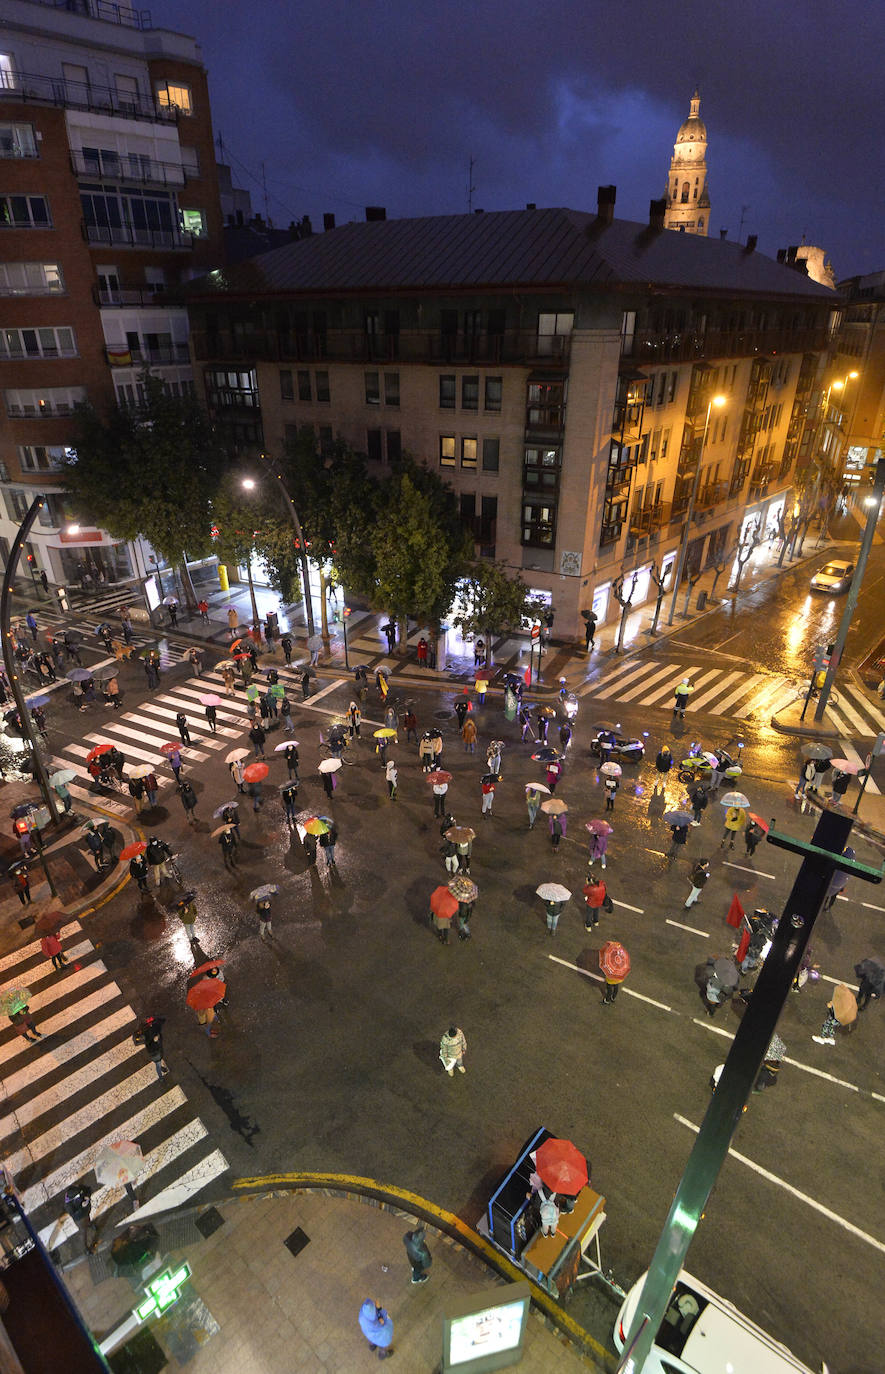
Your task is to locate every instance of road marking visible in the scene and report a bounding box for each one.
[612,899,644,914]
[615,662,682,703]
[690,1019,869,1097]
[307,677,349,705]
[673,1114,885,1255]
[690,670,744,712]
[723,861,776,880]
[548,956,673,1011]
[714,672,771,714]
[666,918,709,937]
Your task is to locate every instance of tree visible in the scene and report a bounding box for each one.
[612,567,641,653]
[451,560,536,664]
[647,560,672,636]
[729,519,761,593]
[708,538,738,602]
[64,376,225,606]
[209,473,281,627]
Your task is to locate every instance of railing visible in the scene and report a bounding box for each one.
[105,343,190,365]
[695,480,727,510]
[82,221,191,249]
[191,327,572,368]
[94,286,171,307]
[1,70,173,122]
[31,1,152,29]
[629,503,670,534]
[625,324,829,365]
[71,148,187,187]
[599,520,623,546]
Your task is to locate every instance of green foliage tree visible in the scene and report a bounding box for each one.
[451,560,537,662]
[64,375,225,605]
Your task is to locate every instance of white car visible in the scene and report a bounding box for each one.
[810,560,855,593]
[613,1270,828,1374]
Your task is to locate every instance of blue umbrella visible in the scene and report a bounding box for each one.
[25,694,50,709]
[663,809,694,826]
[66,668,91,682]
[212,801,240,819]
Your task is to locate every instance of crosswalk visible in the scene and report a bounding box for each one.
[30,607,194,672]
[0,921,227,1249]
[580,657,885,734]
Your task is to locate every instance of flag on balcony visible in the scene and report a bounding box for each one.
[107,348,132,366]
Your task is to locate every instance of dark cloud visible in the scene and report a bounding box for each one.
[176,0,884,275]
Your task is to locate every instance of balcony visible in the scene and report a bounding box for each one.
[599,520,623,546]
[629,503,670,535]
[26,0,152,28]
[190,326,573,368]
[1,71,176,123]
[83,222,191,250]
[696,480,727,511]
[627,324,829,365]
[94,286,171,308]
[610,400,644,445]
[105,343,190,366]
[71,149,188,188]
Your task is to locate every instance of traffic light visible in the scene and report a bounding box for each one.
[812,645,829,671]
[26,554,34,565]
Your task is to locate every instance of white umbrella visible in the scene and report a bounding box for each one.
[162,595,178,606]
[225,747,250,763]
[95,1140,144,1187]
[600,761,622,777]
[720,791,750,808]
[525,782,552,794]
[318,758,342,773]
[249,884,279,900]
[307,635,324,651]
[274,740,300,752]
[829,759,860,774]
[127,763,157,779]
[536,883,571,902]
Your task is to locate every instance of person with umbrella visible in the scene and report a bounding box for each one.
[702,955,737,1016]
[229,755,246,793]
[854,958,884,1011]
[281,742,299,781]
[753,1032,787,1092]
[320,763,337,801]
[175,893,199,942]
[480,774,496,816]
[221,663,236,696]
[429,885,457,943]
[432,773,449,818]
[586,820,611,869]
[280,782,299,827]
[685,858,710,908]
[665,812,691,860]
[600,941,630,1005]
[720,800,747,850]
[84,822,107,872]
[128,773,146,814]
[526,783,546,829]
[440,829,459,876]
[8,1003,43,1043]
[129,849,149,893]
[204,700,218,734]
[812,983,857,1046]
[583,608,597,651]
[545,757,562,793]
[548,807,567,852]
[179,780,198,826]
[602,766,619,811]
[744,815,765,856]
[452,828,473,873]
[538,883,570,936]
[253,888,275,941]
[319,819,338,868]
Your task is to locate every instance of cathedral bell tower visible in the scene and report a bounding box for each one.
[663,89,711,236]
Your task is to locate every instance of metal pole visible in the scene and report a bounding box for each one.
[1,496,60,826]
[255,454,315,637]
[813,456,885,722]
[618,808,879,1374]
[342,607,350,670]
[667,400,713,625]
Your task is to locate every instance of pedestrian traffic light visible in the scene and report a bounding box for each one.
[812,645,829,671]
[26,554,34,565]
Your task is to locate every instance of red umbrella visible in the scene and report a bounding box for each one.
[86,743,114,762]
[35,909,66,935]
[119,840,148,861]
[186,978,226,1010]
[160,742,183,757]
[429,886,458,920]
[474,668,493,681]
[243,762,269,784]
[426,770,453,786]
[598,940,630,980]
[748,813,770,833]
[189,959,226,980]
[229,637,248,653]
[534,1137,589,1194]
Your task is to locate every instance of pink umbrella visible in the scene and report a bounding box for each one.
[585,819,614,836]
[199,694,223,707]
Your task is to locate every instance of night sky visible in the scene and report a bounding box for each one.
[170,0,884,279]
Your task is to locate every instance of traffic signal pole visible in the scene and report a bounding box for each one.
[617,808,881,1374]
[813,457,885,723]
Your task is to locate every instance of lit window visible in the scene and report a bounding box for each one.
[156,83,192,115]
[180,208,206,238]
[461,437,477,469]
[439,435,455,467]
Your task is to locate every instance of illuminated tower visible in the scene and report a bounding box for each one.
[663,90,711,236]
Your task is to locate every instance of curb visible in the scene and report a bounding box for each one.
[231,1172,613,1369]
[768,714,842,741]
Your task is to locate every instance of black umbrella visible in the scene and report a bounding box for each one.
[531,747,562,763]
[855,958,885,995]
[480,773,499,785]
[301,665,317,678]
[10,801,41,819]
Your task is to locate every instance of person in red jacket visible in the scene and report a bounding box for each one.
[41,932,68,971]
[583,877,608,930]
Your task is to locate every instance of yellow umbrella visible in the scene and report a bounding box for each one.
[373,727,397,738]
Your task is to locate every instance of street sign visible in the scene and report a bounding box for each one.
[531,624,540,640]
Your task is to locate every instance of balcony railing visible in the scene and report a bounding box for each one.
[94,286,172,308]
[1,70,174,122]
[105,343,190,366]
[83,221,191,250]
[599,520,623,546]
[191,327,572,368]
[28,1,152,30]
[629,503,670,535]
[71,148,187,188]
[695,480,727,511]
[625,324,829,365]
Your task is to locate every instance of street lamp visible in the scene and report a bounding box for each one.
[667,394,726,625]
[242,458,316,637]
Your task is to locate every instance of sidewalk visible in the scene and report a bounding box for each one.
[65,1185,609,1372]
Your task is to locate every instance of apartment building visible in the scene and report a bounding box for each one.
[185,192,837,639]
[833,270,885,484]
[0,0,223,587]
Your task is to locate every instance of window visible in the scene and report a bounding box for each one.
[179,145,200,178]
[204,369,259,410]
[366,428,382,462]
[0,326,76,359]
[386,430,401,463]
[180,208,206,237]
[315,370,330,403]
[317,425,333,456]
[462,375,479,411]
[620,311,636,356]
[537,311,574,355]
[484,377,502,412]
[279,369,294,401]
[461,437,477,469]
[649,427,662,462]
[524,446,561,489]
[460,492,476,522]
[528,380,566,428]
[656,372,667,406]
[439,374,456,409]
[4,386,87,417]
[0,195,50,228]
[522,499,557,547]
[364,371,380,406]
[660,428,671,458]
[482,438,500,472]
[0,124,37,159]
[364,310,380,336]
[18,445,72,472]
[0,262,63,295]
[0,54,15,90]
[384,372,400,407]
[439,435,455,467]
[667,372,677,403]
[156,82,192,115]
[115,74,139,107]
[5,489,30,523]
[297,370,312,402]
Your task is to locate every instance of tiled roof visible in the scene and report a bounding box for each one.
[194,207,836,302]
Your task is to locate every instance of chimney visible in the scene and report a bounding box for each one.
[648,197,667,232]
[719,228,728,240]
[744,234,758,253]
[365,206,386,222]
[526,202,536,211]
[323,212,336,232]
[596,185,616,225]
[777,249,786,262]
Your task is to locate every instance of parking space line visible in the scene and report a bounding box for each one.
[673,1114,885,1255]
[666,918,709,937]
[723,861,776,880]
[691,1019,872,1098]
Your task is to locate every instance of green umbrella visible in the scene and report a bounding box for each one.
[0,987,32,1016]
[246,684,259,701]
[270,683,286,698]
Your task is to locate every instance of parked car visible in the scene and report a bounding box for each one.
[614,1270,828,1374]
[810,560,855,593]
[589,728,645,763]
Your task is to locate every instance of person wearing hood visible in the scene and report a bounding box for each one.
[587,827,609,869]
[385,758,398,800]
[358,1299,393,1358]
[229,757,246,793]
[403,1223,432,1284]
[347,701,361,738]
[720,805,746,850]
[654,745,672,790]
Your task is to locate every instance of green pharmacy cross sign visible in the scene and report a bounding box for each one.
[134,1262,192,1322]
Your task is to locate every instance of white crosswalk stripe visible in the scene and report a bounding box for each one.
[0,922,228,1245]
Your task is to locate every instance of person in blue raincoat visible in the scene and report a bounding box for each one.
[358,1299,393,1358]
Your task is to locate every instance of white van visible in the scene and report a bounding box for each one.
[613,1270,829,1374]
